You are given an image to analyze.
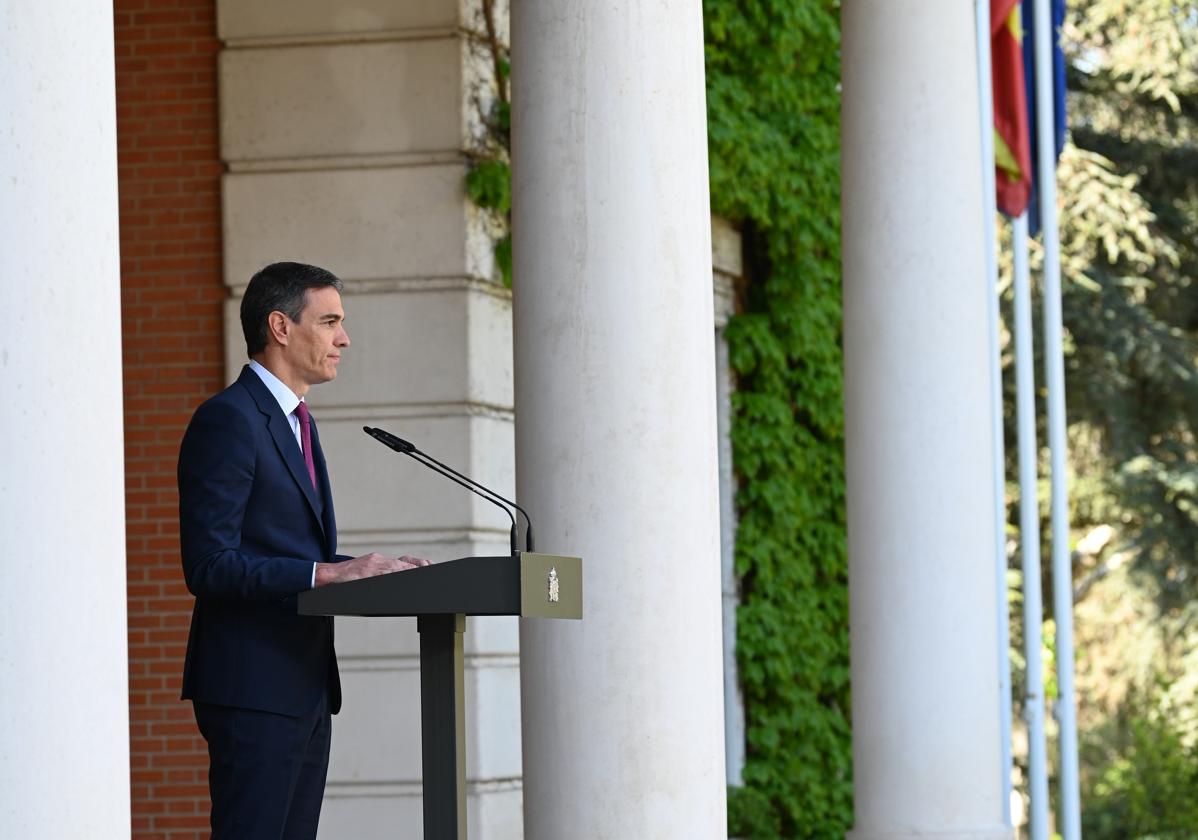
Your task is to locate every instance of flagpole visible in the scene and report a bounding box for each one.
[1012,210,1050,840]
[974,0,1014,825]
[1031,1,1081,837]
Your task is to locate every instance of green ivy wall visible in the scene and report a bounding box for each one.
[704,2,852,836]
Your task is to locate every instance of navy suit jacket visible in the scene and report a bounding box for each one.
[178,365,344,717]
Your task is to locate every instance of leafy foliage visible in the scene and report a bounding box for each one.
[1081,681,1198,840]
[1001,1,1198,834]
[705,1,850,836]
[463,0,513,287]
[465,159,513,286]
[1067,0,1198,114]
[465,159,511,216]
[727,784,784,839]
[1047,0,1198,608]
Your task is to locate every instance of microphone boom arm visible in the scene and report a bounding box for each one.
[402,446,535,553]
[363,426,525,555]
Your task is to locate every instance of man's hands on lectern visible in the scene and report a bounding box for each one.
[314,552,430,587]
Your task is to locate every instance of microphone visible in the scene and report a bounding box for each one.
[364,425,415,454]
[363,426,534,556]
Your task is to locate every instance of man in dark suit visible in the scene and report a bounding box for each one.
[178,262,424,839]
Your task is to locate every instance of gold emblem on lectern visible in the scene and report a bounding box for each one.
[547,566,560,603]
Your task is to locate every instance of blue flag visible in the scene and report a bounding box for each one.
[1022,0,1067,235]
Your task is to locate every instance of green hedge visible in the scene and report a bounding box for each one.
[704,2,852,836]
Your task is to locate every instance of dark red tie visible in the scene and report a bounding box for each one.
[294,401,318,490]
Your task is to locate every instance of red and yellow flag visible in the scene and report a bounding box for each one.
[991,0,1032,216]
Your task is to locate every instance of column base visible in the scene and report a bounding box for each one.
[848,825,1013,840]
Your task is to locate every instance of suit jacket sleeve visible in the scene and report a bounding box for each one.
[178,399,315,601]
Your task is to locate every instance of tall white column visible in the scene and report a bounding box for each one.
[0,2,131,836]
[841,2,1013,839]
[511,1,727,837]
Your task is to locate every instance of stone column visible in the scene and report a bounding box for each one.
[511,2,727,837]
[0,2,130,836]
[841,2,1013,839]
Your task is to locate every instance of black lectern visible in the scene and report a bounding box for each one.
[298,552,582,840]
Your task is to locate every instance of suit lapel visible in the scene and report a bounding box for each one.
[237,366,326,535]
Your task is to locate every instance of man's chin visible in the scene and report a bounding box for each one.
[308,369,337,386]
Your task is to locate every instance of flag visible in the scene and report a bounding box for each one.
[1022,0,1067,234]
[992,0,1032,217]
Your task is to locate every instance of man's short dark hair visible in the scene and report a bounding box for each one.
[240,262,344,356]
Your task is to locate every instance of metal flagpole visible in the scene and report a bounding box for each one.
[1031,0,1082,836]
[974,0,1014,824]
[1012,211,1050,840]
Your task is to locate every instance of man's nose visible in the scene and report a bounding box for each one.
[337,326,350,347]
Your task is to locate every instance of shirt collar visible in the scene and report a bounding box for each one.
[248,359,302,417]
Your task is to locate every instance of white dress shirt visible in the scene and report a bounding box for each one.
[248,359,318,588]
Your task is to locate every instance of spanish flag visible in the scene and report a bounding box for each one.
[991,0,1031,216]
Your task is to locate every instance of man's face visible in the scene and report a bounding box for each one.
[284,286,350,388]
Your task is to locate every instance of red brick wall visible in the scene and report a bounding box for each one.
[116,0,224,836]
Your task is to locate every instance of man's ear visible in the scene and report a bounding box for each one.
[267,310,291,346]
